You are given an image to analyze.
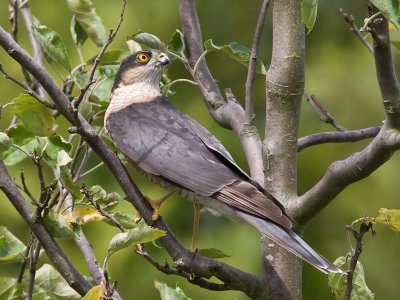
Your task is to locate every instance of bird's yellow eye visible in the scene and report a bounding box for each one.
[137,52,150,63]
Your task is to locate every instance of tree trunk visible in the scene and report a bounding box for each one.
[262,0,305,298]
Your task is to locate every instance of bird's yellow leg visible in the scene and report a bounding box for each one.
[190,203,203,252]
[146,189,176,221]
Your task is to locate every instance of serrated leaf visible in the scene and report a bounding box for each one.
[70,15,88,46]
[168,30,185,54]
[43,135,72,168]
[0,132,13,153]
[328,256,374,300]
[12,94,55,137]
[35,264,80,299]
[301,0,318,33]
[59,165,82,199]
[2,126,39,166]
[204,39,266,75]
[107,211,137,229]
[199,248,230,259]
[66,207,105,225]
[375,208,400,232]
[43,210,80,239]
[66,0,106,47]
[88,50,130,65]
[0,226,25,262]
[155,281,191,300]
[371,0,400,30]
[82,285,104,300]
[130,31,166,50]
[33,23,71,71]
[107,219,165,256]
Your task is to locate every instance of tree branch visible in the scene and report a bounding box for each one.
[74,0,126,108]
[290,124,400,225]
[340,8,373,54]
[343,220,373,300]
[0,159,92,295]
[0,25,266,299]
[245,0,271,126]
[178,0,264,184]
[297,126,381,152]
[368,4,400,128]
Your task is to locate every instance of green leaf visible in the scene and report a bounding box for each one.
[74,65,119,104]
[0,277,24,299]
[87,49,130,65]
[0,132,13,153]
[82,285,104,300]
[301,0,318,33]
[168,30,185,54]
[107,211,137,229]
[12,93,55,137]
[43,210,80,239]
[33,23,71,71]
[0,226,25,262]
[66,0,106,47]
[328,257,374,300]
[204,39,266,75]
[70,15,88,46]
[35,264,80,299]
[85,185,122,210]
[42,135,72,168]
[107,219,165,256]
[155,281,191,300]
[371,0,400,30]
[58,165,82,199]
[130,31,166,51]
[1,126,39,166]
[199,248,230,259]
[375,208,400,232]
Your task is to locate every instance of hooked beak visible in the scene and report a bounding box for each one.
[158,54,170,66]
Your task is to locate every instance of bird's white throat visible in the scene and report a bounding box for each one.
[105,82,162,122]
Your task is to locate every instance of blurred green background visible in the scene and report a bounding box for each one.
[1,1,399,299]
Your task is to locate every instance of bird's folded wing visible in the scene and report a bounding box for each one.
[106,97,291,227]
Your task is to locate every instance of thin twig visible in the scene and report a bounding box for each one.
[343,220,373,300]
[74,0,126,108]
[27,241,41,300]
[0,63,55,109]
[137,246,229,291]
[304,91,347,131]
[340,8,373,53]
[245,0,271,125]
[81,186,126,232]
[75,162,104,181]
[359,11,382,32]
[297,126,381,152]
[20,170,38,204]
[17,233,34,283]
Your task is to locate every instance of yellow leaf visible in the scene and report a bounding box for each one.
[66,207,105,225]
[82,285,104,300]
[375,208,400,232]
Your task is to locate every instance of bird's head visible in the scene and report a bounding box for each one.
[111,49,170,93]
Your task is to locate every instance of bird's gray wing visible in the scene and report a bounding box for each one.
[105,97,291,227]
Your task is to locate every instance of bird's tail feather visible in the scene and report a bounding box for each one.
[236,211,342,274]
